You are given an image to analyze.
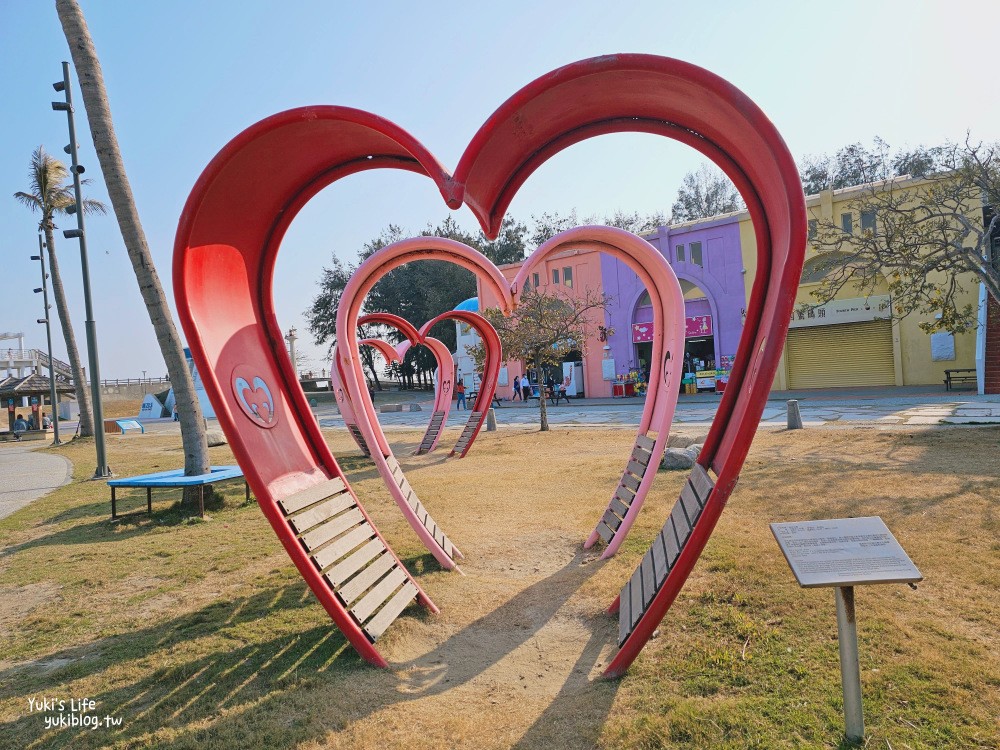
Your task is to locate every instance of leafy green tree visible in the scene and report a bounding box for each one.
[14,146,104,438]
[670,164,744,222]
[471,288,609,431]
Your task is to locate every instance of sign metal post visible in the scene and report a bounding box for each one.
[771,516,922,744]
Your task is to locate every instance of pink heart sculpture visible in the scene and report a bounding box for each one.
[174,54,806,674]
[331,313,460,458]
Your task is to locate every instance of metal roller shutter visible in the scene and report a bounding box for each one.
[786,320,895,389]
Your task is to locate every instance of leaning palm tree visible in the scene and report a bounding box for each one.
[14,146,103,438]
[56,0,209,481]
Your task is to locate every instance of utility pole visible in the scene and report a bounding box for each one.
[52,61,110,476]
[32,233,61,445]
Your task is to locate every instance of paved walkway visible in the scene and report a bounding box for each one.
[0,443,73,520]
[308,385,1000,431]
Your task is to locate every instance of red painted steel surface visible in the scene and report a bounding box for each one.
[174,54,805,670]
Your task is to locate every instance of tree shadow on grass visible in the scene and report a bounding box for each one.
[1,488,249,559]
[0,550,620,749]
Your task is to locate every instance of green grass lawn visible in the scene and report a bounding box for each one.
[0,426,997,749]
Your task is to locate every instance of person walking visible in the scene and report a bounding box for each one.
[511,373,521,401]
[520,374,531,403]
[455,379,467,410]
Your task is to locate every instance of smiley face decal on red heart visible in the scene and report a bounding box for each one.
[175,55,806,674]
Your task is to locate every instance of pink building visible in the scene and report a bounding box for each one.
[477,246,610,398]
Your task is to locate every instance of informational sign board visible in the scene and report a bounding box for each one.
[602,358,617,381]
[770,516,922,588]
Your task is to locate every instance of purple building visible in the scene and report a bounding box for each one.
[601,214,746,387]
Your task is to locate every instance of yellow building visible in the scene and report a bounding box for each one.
[737,177,981,389]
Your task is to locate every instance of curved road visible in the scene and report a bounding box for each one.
[0,443,73,520]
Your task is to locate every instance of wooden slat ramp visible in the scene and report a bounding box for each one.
[617,464,716,646]
[451,411,485,457]
[416,410,446,455]
[383,454,460,563]
[347,424,371,457]
[595,433,657,546]
[278,477,418,641]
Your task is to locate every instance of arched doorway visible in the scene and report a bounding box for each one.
[631,279,721,391]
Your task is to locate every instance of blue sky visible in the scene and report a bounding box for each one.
[2,0,998,378]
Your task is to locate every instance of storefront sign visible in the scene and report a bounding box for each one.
[634,316,714,342]
[631,322,653,343]
[790,296,890,329]
[685,315,713,338]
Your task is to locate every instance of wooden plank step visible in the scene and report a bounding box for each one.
[602,510,623,531]
[363,581,418,641]
[324,538,384,587]
[663,514,682,562]
[679,483,703,527]
[632,446,653,467]
[312,524,375,570]
[635,433,656,452]
[621,472,641,492]
[640,552,657,607]
[690,464,715,504]
[610,494,630,518]
[626,459,647,479]
[288,494,355,534]
[337,551,397,605]
[596,520,616,543]
[300,507,365,551]
[618,577,633,645]
[670,501,692,545]
[351,567,407,623]
[278,478,347,515]
[650,531,670,582]
[628,567,644,630]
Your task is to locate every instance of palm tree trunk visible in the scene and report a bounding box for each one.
[57,0,209,478]
[43,223,94,437]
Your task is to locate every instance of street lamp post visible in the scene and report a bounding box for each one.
[32,233,61,445]
[52,61,110,477]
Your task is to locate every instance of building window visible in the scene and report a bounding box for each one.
[841,212,853,234]
[552,268,560,285]
[532,272,540,289]
[676,244,685,262]
[861,210,876,234]
[563,266,573,288]
[690,241,703,266]
[808,219,818,241]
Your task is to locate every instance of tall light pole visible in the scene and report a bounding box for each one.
[52,61,109,477]
[32,233,61,445]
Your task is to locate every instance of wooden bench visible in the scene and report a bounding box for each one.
[468,391,501,409]
[944,368,976,391]
[107,465,249,519]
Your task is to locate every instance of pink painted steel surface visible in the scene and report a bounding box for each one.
[174,54,804,671]
[358,313,455,455]
[417,310,503,457]
[511,227,684,558]
[336,240,513,570]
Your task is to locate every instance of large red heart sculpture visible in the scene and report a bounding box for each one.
[174,54,806,674]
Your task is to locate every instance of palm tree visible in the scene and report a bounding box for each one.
[14,146,104,438]
[56,0,209,480]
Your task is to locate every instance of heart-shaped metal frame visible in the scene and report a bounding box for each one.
[174,54,806,673]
